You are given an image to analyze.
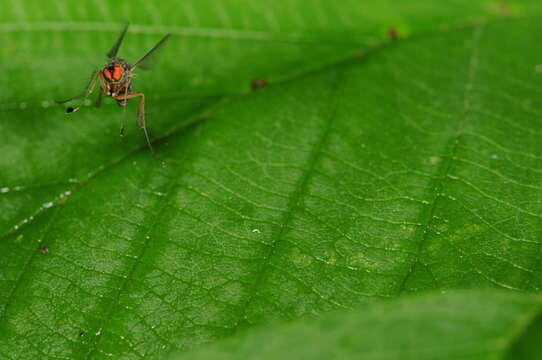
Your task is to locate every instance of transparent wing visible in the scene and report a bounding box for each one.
[106,23,129,59]
[132,34,171,70]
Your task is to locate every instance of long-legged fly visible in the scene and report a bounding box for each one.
[56,24,170,154]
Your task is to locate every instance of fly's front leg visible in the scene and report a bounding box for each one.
[55,69,99,113]
[112,92,154,153]
[118,82,131,137]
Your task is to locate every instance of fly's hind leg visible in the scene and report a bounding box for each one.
[112,92,154,154]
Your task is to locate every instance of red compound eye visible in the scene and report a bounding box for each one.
[112,66,123,80]
[103,66,123,81]
[103,68,113,80]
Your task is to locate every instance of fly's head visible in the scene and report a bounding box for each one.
[100,59,131,95]
[102,59,130,82]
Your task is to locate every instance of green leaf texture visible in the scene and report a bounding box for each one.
[1,1,542,359]
[168,291,542,360]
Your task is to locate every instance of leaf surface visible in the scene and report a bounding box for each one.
[167,291,542,360]
[1,1,542,359]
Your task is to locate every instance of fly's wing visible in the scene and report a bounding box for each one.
[106,23,129,59]
[132,34,171,70]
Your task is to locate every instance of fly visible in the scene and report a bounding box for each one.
[56,24,170,155]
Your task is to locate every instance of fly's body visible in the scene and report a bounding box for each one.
[99,59,132,101]
[56,24,170,155]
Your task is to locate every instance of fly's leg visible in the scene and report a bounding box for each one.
[55,69,98,104]
[55,69,99,113]
[95,90,103,108]
[119,111,126,137]
[119,82,130,137]
[112,92,155,155]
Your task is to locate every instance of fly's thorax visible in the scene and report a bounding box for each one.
[114,82,133,107]
[107,82,131,98]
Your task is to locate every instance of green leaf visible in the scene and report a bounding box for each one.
[166,291,542,360]
[1,1,542,359]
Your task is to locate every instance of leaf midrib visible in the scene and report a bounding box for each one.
[82,139,189,359]
[0,21,368,45]
[230,65,347,334]
[397,25,483,294]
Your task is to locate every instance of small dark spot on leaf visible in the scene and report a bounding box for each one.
[66,107,75,113]
[388,28,398,41]
[251,78,269,91]
[38,246,49,254]
[496,3,509,16]
[79,331,86,337]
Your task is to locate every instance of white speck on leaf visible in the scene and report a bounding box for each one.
[0,187,9,193]
[429,156,441,165]
[43,202,54,209]
[252,228,261,234]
